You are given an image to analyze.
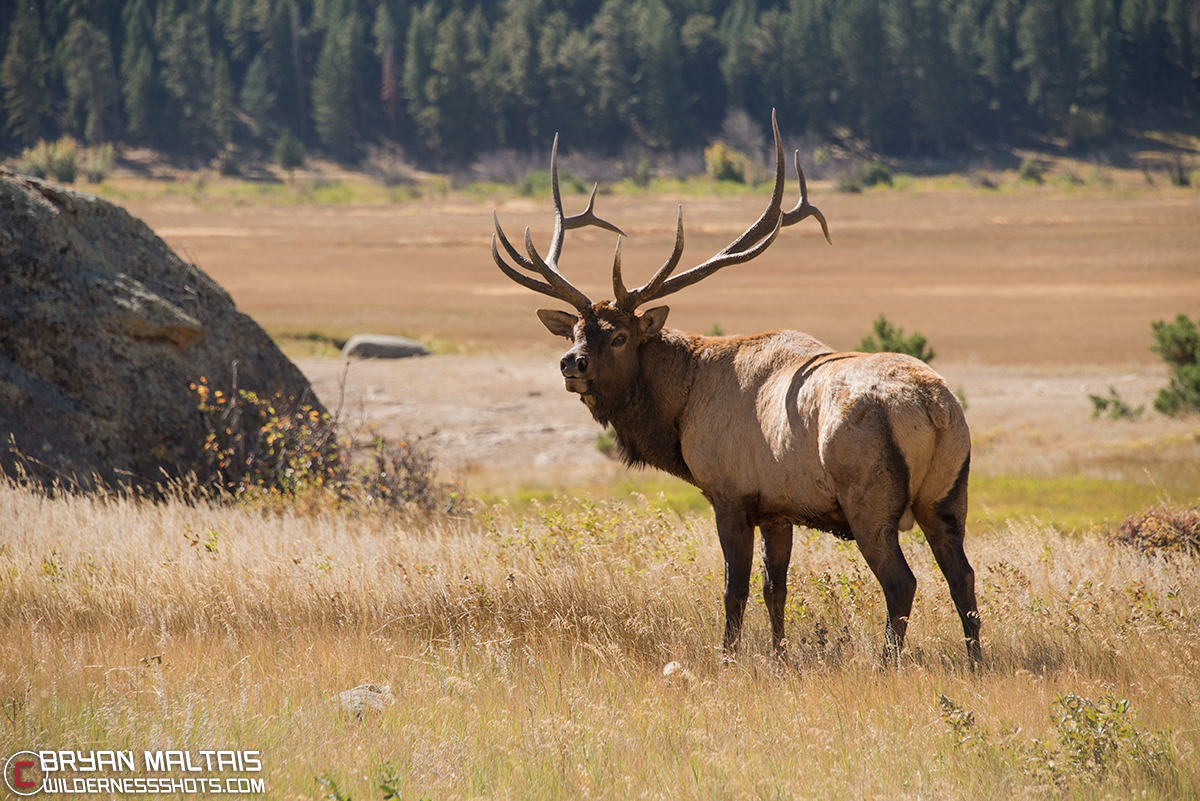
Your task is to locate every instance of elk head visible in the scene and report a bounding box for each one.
[491,111,831,409]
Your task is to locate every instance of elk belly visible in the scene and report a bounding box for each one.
[899,507,916,531]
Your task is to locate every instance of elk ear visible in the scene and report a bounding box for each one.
[537,309,579,339]
[639,306,670,338]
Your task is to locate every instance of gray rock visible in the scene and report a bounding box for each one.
[0,169,324,492]
[341,333,429,360]
[337,683,394,717]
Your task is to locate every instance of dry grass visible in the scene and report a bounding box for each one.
[2,482,1197,799]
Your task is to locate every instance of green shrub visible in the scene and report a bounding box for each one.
[860,161,892,187]
[83,143,114,183]
[1151,313,1200,415]
[216,149,241,177]
[1018,158,1044,184]
[1109,502,1200,554]
[17,140,52,178]
[274,129,305,173]
[191,376,339,497]
[47,137,78,183]
[703,140,749,183]
[19,137,82,183]
[634,156,652,187]
[188,377,464,516]
[856,313,936,363]
[1068,104,1111,149]
[972,170,998,189]
[836,173,863,193]
[1088,386,1144,420]
[1168,157,1191,187]
[521,167,585,196]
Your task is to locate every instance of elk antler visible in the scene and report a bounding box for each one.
[492,135,625,311]
[613,109,831,312]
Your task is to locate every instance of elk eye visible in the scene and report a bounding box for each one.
[611,333,627,348]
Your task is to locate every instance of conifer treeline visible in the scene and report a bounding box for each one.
[1,0,1196,162]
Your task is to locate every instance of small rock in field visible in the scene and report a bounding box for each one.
[342,334,429,360]
[337,683,394,717]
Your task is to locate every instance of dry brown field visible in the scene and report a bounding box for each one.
[128,179,1200,366]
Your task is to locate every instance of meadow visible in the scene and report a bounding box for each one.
[1,484,1196,799]
[2,161,1199,798]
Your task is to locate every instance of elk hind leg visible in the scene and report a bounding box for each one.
[914,458,981,666]
[760,523,794,658]
[714,502,755,657]
[843,496,916,668]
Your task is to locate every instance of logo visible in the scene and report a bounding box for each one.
[4,751,43,796]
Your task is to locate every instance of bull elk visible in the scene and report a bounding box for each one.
[491,112,980,666]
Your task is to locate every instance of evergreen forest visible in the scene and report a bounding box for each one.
[1,0,1197,165]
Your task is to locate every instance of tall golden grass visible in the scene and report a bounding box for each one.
[1,482,1196,799]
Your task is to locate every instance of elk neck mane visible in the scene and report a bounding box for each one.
[586,327,697,484]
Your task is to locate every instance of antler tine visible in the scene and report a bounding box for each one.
[564,184,625,236]
[611,236,628,307]
[492,211,592,310]
[492,234,577,303]
[490,133,602,311]
[782,149,832,244]
[615,109,789,310]
[524,225,593,310]
[613,207,685,311]
[548,134,567,267]
[647,213,784,301]
[494,211,538,272]
[719,108,788,255]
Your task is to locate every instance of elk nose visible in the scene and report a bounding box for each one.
[561,353,588,377]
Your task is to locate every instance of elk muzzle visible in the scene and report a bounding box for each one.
[560,352,591,394]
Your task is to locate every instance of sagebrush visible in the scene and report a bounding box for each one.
[857,313,937,363]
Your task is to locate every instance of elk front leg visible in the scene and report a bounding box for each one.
[761,522,793,658]
[714,501,755,657]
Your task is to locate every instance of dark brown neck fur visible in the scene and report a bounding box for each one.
[584,329,696,484]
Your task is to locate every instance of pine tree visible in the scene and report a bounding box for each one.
[157,6,216,147]
[211,52,235,148]
[63,19,120,143]
[311,12,364,149]
[780,0,834,135]
[831,0,895,149]
[422,7,491,157]
[592,0,636,146]
[1016,0,1082,138]
[1,0,52,145]
[240,52,277,138]
[402,1,438,149]
[718,0,760,112]
[121,0,161,143]
[1077,0,1122,116]
[680,13,724,134]
[373,2,401,140]
[630,0,689,148]
[219,0,256,62]
[489,0,545,147]
[887,0,960,153]
[535,10,596,145]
